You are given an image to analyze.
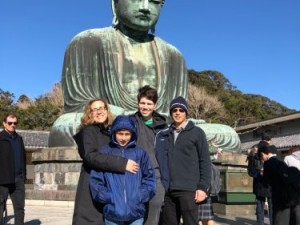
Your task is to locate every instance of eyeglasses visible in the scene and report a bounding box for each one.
[171,108,185,113]
[7,122,18,125]
[91,107,107,113]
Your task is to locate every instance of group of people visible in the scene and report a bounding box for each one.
[72,85,214,225]
[0,86,215,225]
[248,134,300,225]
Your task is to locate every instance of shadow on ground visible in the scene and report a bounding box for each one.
[215,214,255,224]
[6,216,41,225]
[214,214,270,225]
[25,219,42,225]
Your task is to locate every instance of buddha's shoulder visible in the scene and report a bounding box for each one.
[70,27,116,42]
[154,36,183,56]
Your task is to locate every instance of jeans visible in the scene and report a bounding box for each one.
[104,218,143,225]
[256,196,272,225]
[0,176,25,225]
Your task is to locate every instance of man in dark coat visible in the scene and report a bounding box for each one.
[247,145,273,225]
[258,145,300,225]
[0,113,26,225]
[131,85,167,225]
[155,96,211,225]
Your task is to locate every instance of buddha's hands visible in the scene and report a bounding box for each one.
[126,159,139,174]
[195,189,207,203]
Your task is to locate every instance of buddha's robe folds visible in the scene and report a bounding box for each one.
[48,27,187,147]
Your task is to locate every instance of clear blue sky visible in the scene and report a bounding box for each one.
[1,0,299,110]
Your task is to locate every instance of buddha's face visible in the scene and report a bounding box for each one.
[115,0,163,32]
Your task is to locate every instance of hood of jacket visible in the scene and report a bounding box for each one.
[110,115,137,148]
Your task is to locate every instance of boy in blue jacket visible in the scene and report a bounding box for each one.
[90,115,156,225]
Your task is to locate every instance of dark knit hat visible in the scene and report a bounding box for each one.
[169,96,188,115]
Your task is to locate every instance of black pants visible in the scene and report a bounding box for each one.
[162,190,198,225]
[273,206,290,225]
[290,204,300,225]
[0,177,25,225]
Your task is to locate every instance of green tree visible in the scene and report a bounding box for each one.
[0,89,17,121]
[20,96,62,130]
[187,69,295,126]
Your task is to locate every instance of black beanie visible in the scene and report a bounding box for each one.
[169,96,188,115]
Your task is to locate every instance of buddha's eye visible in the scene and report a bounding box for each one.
[149,0,162,4]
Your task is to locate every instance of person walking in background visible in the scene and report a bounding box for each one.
[0,113,26,225]
[284,146,300,224]
[155,96,211,225]
[72,99,139,225]
[131,85,167,225]
[257,133,272,149]
[247,145,273,225]
[284,146,300,170]
[90,115,156,225]
[258,145,300,225]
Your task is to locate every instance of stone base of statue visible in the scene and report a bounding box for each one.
[213,152,256,216]
[27,147,81,201]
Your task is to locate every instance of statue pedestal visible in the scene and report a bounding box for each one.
[27,147,81,201]
[214,152,256,216]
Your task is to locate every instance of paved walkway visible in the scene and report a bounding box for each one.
[6,200,270,225]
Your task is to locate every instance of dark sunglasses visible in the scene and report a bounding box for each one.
[7,122,18,125]
[172,108,185,113]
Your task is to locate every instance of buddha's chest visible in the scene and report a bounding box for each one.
[117,41,160,97]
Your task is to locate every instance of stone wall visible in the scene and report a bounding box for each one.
[29,147,82,201]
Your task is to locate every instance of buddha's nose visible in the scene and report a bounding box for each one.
[140,0,150,12]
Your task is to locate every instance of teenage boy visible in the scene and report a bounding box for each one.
[89,115,156,225]
[155,96,211,225]
[131,85,167,225]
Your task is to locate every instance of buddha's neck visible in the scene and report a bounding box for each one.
[117,24,151,42]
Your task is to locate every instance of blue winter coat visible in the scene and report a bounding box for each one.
[89,115,156,221]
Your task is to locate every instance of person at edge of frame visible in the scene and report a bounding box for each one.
[0,113,26,225]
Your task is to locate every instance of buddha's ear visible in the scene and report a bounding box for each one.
[111,0,118,27]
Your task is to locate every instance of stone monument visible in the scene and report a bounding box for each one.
[32,1,242,205]
[47,0,240,151]
[48,0,187,147]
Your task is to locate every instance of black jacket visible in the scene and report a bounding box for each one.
[253,174,272,198]
[131,111,167,177]
[72,124,128,225]
[0,130,26,185]
[263,156,300,210]
[155,121,211,193]
[248,153,272,197]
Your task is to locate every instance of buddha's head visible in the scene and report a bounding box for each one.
[112,0,165,33]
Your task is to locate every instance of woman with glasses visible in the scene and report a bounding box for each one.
[72,98,139,225]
